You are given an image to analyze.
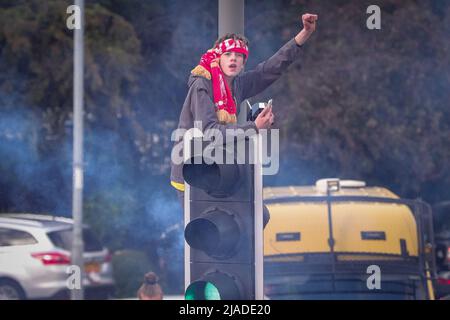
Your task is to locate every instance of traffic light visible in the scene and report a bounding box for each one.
[182,136,263,300]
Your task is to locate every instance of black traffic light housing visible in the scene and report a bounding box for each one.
[183,137,262,300]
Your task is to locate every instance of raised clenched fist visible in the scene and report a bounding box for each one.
[302,13,318,33]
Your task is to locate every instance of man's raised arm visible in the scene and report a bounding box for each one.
[237,13,318,100]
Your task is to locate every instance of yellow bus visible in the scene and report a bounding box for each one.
[263,179,436,300]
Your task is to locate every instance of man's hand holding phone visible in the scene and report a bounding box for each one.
[255,101,275,130]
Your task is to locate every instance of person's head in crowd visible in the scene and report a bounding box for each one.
[137,272,163,300]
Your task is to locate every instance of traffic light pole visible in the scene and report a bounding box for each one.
[218,0,244,37]
[183,0,264,301]
[253,134,264,300]
[218,0,250,127]
[219,2,265,297]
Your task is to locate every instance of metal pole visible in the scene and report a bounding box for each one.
[218,0,249,125]
[253,134,264,300]
[326,183,337,293]
[219,0,264,300]
[218,0,244,37]
[71,0,85,300]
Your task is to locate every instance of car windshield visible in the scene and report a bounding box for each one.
[47,228,103,252]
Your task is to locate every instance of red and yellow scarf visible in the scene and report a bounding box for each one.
[191,38,249,124]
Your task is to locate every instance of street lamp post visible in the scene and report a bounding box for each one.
[71,0,85,300]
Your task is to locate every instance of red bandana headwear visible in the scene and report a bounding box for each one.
[191,38,249,124]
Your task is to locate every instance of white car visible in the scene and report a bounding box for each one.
[0,214,115,299]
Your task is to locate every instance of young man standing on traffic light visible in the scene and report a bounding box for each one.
[170,13,318,223]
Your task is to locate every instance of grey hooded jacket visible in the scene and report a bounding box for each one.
[170,38,303,187]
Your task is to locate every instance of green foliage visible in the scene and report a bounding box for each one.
[251,0,450,199]
[83,188,138,251]
[0,0,143,145]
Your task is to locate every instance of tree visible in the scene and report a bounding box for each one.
[248,0,450,200]
[0,0,143,149]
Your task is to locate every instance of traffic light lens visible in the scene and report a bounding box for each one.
[183,160,220,191]
[185,218,220,253]
[185,271,242,300]
[183,157,240,197]
[185,281,221,300]
[185,209,241,259]
[204,282,221,300]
